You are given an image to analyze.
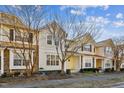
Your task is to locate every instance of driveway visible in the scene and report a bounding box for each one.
[1,72,124,88]
[110,82,124,88]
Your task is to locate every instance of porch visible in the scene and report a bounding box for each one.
[67,55,80,73]
[96,59,102,68]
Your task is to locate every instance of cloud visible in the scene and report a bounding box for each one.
[70,9,82,15]
[106,13,111,16]
[11,5,22,10]
[86,16,110,27]
[60,5,109,15]
[102,5,109,10]
[116,13,123,19]
[113,20,124,27]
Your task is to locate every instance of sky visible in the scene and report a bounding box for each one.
[0,5,124,41]
[50,5,124,41]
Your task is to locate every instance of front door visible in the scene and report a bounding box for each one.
[96,59,102,68]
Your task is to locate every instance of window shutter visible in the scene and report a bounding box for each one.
[81,45,83,51]
[94,48,95,52]
[93,57,94,68]
[90,45,92,52]
[10,29,14,41]
[29,33,33,43]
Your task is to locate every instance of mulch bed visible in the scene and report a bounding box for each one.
[0,73,71,84]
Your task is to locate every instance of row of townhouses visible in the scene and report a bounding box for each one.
[0,13,123,75]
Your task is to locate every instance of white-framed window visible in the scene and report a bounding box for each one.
[82,44,92,52]
[105,47,112,54]
[56,55,59,65]
[105,63,110,67]
[15,31,22,41]
[47,35,52,45]
[46,55,59,66]
[9,29,14,41]
[46,55,50,65]
[54,39,59,46]
[13,53,23,66]
[122,65,124,68]
[85,63,91,67]
[13,52,29,66]
[85,58,92,68]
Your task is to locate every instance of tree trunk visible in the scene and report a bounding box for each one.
[61,61,65,75]
[116,60,121,72]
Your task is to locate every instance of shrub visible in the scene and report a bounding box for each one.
[14,72,20,77]
[120,68,124,72]
[80,68,98,73]
[0,73,7,78]
[66,69,71,75]
[104,68,112,72]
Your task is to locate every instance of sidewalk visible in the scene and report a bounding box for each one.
[0,72,124,88]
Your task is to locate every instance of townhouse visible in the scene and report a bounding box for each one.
[66,37,115,73]
[39,23,115,73]
[0,13,38,75]
[0,12,117,76]
[95,39,115,70]
[39,22,66,72]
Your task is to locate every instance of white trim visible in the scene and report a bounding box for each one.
[1,49,4,74]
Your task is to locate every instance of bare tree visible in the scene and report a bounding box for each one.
[47,10,101,74]
[113,36,124,71]
[0,5,47,76]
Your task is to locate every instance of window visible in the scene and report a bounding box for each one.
[46,55,50,65]
[122,65,124,68]
[82,45,92,52]
[51,55,55,65]
[14,59,21,66]
[105,47,112,54]
[46,55,59,66]
[47,35,52,45]
[13,53,22,66]
[15,31,22,41]
[105,63,110,67]
[23,32,29,42]
[85,63,91,67]
[85,59,92,67]
[10,29,14,41]
[13,52,29,66]
[29,33,33,43]
[23,60,29,66]
[56,56,59,65]
[54,40,59,46]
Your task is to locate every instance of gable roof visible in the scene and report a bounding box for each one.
[39,21,67,37]
[96,39,115,47]
[0,12,26,27]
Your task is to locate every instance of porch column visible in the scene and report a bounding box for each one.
[102,59,104,70]
[64,61,67,72]
[1,49,4,74]
[114,60,116,71]
[32,51,33,64]
[94,58,96,68]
